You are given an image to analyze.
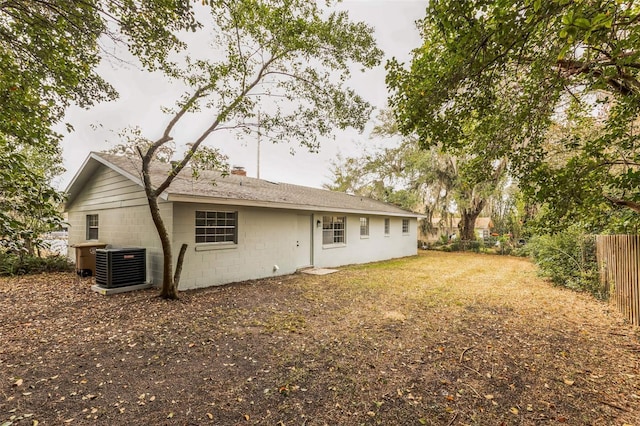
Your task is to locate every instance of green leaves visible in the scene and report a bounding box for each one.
[0,140,64,253]
[117,0,384,297]
[1,1,203,251]
[325,110,507,241]
[388,0,640,233]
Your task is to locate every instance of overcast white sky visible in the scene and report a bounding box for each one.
[57,1,428,190]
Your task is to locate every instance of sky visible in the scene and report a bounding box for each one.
[56,1,429,191]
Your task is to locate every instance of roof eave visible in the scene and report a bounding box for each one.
[166,194,424,218]
[63,154,100,211]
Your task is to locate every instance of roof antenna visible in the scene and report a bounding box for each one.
[256,110,261,179]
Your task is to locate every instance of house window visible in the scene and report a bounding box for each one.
[195,211,237,244]
[86,214,99,240]
[402,218,410,234]
[359,217,369,237]
[384,218,390,235]
[323,216,346,245]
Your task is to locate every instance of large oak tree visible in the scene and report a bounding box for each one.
[326,112,507,241]
[387,0,640,232]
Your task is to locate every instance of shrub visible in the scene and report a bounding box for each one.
[484,236,498,247]
[466,240,482,253]
[525,227,604,299]
[511,245,529,257]
[498,245,513,256]
[0,253,74,276]
[444,239,484,253]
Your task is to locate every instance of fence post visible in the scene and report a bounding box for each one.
[596,235,640,326]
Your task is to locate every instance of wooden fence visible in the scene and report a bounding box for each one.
[596,235,640,326]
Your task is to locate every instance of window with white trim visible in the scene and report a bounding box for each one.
[195,211,237,244]
[322,216,346,245]
[384,218,390,235]
[86,214,99,240]
[402,218,410,234]
[359,217,369,237]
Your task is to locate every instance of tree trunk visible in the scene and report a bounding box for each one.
[146,194,178,299]
[459,210,480,241]
[459,197,486,242]
[173,243,188,288]
[24,238,34,257]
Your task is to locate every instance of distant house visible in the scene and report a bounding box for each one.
[64,153,421,290]
[473,217,494,239]
[422,217,494,242]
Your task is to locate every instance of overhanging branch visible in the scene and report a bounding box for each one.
[151,52,287,197]
[604,194,640,213]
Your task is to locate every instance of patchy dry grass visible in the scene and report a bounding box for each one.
[0,251,639,425]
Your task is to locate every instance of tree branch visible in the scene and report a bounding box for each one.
[151,52,286,196]
[556,58,639,96]
[173,243,188,287]
[603,195,640,213]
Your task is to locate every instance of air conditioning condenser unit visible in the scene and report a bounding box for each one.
[95,248,146,288]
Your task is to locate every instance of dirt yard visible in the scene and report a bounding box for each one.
[1,251,639,425]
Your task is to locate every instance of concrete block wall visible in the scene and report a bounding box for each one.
[172,203,304,290]
[66,163,418,290]
[65,165,172,285]
[67,204,171,285]
[312,214,417,268]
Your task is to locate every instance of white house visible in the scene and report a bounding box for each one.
[64,152,421,290]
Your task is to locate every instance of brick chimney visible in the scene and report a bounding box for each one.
[231,166,246,176]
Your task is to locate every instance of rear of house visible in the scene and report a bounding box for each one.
[65,153,421,290]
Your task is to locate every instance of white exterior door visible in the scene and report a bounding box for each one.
[295,215,312,268]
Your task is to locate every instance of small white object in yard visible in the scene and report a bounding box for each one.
[43,239,68,255]
[301,268,338,276]
[273,265,279,272]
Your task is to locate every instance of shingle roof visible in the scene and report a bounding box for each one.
[68,152,420,217]
[474,217,493,229]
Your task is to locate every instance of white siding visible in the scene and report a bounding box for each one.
[312,214,417,268]
[67,167,148,211]
[66,165,171,285]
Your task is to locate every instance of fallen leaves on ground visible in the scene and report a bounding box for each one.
[0,252,638,425]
